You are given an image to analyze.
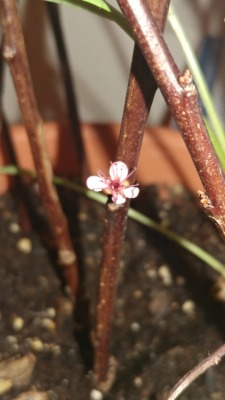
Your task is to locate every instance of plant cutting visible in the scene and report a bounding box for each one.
[0,0,225,399]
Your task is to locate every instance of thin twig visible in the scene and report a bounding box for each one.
[0,0,79,299]
[93,0,170,389]
[117,0,225,240]
[166,344,225,400]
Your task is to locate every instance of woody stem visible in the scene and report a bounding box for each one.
[0,0,79,299]
[118,0,225,238]
[93,0,170,388]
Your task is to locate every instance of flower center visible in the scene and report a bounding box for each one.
[111,180,121,191]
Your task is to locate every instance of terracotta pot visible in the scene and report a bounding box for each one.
[0,122,203,195]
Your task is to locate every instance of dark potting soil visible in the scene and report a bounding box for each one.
[1,184,225,400]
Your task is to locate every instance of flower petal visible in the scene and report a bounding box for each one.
[86,176,108,192]
[123,186,139,199]
[109,161,128,182]
[112,192,126,204]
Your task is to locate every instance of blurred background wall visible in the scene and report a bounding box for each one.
[1,0,225,126]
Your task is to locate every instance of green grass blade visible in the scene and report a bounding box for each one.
[168,5,225,157]
[128,207,225,277]
[1,164,225,277]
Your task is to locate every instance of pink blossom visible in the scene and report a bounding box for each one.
[86,161,139,205]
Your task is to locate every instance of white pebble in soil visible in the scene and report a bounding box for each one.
[146,269,157,279]
[158,265,173,286]
[28,338,44,352]
[133,376,143,388]
[12,316,24,332]
[182,300,196,316]
[17,238,32,253]
[40,318,56,331]
[130,322,141,333]
[45,308,56,319]
[90,389,103,400]
[8,222,20,234]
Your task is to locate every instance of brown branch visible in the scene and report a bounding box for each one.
[166,344,225,400]
[116,0,170,167]
[117,0,225,239]
[0,0,78,299]
[93,0,170,389]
